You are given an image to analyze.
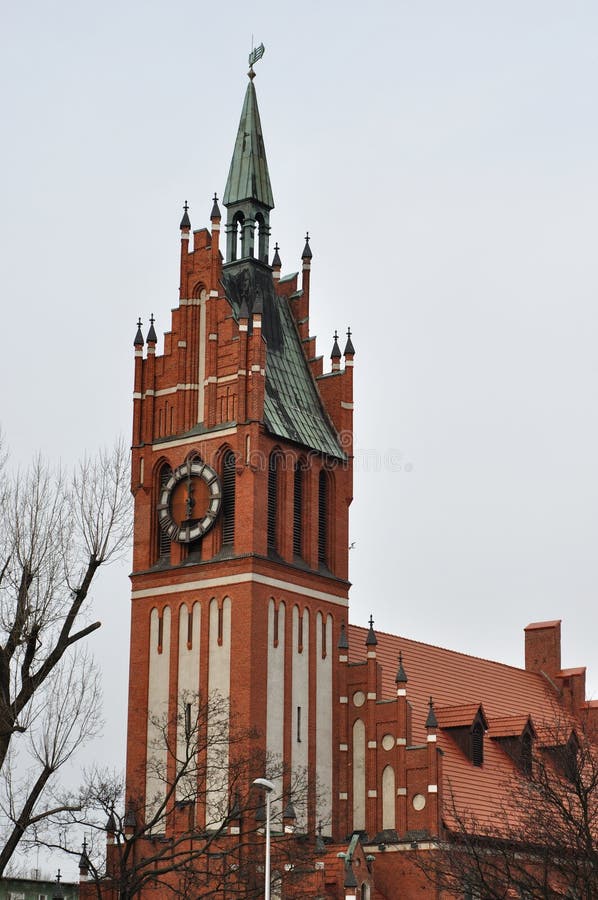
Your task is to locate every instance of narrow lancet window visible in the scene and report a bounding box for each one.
[222,450,236,547]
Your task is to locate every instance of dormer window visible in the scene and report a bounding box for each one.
[435,703,488,768]
[488,715,536,775]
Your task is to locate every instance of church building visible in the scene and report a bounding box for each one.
[82,59,598,899]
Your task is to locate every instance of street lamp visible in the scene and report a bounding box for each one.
[252,777,276,900]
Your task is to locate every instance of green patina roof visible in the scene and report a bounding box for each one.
[223,80,274,210]
[221,265,344,459]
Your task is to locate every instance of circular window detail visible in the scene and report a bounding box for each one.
[412,793,426,811]
[381,734,395,751]
[158,458,222,543]
[353,691,366,708]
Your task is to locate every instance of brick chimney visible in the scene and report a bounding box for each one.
[524,620,561,682]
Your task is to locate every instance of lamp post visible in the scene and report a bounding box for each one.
[252,777,276,900]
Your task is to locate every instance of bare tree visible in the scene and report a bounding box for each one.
[0,437,131,873]
[419,714,598,900]
[42,693,329,899]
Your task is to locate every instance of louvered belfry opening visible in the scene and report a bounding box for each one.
[318,469,328,567]
[267,452,279,552]
[471,722,484,767]
[158,464,172,561]
[222,450,236,547]
[293,462,303,558]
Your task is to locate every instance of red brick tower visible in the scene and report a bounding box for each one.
[125,66,354,840]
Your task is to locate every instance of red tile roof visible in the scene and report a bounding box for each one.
[348,624,565,831]
[488,715,533,738]
[435,703,485,729]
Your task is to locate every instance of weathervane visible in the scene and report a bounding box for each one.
[248,41,265,79]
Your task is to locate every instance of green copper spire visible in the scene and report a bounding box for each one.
[223,79,274,210]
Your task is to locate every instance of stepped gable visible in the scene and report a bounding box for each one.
[220,266,344,458]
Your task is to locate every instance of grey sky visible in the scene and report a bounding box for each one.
[1,0,597,823]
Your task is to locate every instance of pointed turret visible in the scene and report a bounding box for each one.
[331,330,342,372]
[338,620,349,651]
[365,614,378,647]
[146,314,157,345]
[223,71,274,265]
[133,318,144,348]
[272,241,281,280]
[179,201,191,231]
[78,839,90,879]
[425,696,438,730]
[395,650,408,684]
[344,327,355,357]
[210,193,221,220]
[301,232,312,259]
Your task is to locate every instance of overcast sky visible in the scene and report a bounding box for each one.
[2,0,598,860]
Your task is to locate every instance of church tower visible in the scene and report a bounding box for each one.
[126,65,355,839]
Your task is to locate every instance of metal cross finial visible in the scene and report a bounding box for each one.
[334,330,339,341]
[150,313,155,325]
[213,193,218,202]
[369,614,374,629]
[274,242,279,251]
[56,868,62,883]
[305,231,310,242]
[183,200,188,213]
[347,327,352,338]
[137,317,142,328]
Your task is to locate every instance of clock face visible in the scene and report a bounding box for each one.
[158,458,222,543]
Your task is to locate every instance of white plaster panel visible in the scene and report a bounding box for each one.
[146,606,171,821]
[267,599,285,821]
[352,718,366,831]
[176,602,201,801]
[292,606,309,830]
[382,765,396,830]
[316,613,333,835]
[206,597,231,828]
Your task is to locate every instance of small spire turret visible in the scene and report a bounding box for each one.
[365,614,378,647]
[210,193,221,220]
[315,821,326,854]
[344,327,355,357]
[179,201,191,231]
[134,318,144,347]
[302,232,312,259]
[78,839,90,874]
[331,330,342,360]
[146,314,157,345]
[425,696,438,730]
[395,650,408,684]
[338,621,349,650]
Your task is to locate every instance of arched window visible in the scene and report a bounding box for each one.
[318,470,328,568]
[255,212,268,262]
[222,450,236,548]
[267,453,280,553]
[293,461,304,559]
[157,464,172,563]
[232,212,244,261]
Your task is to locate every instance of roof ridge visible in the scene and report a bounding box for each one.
[347,623,547,681]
